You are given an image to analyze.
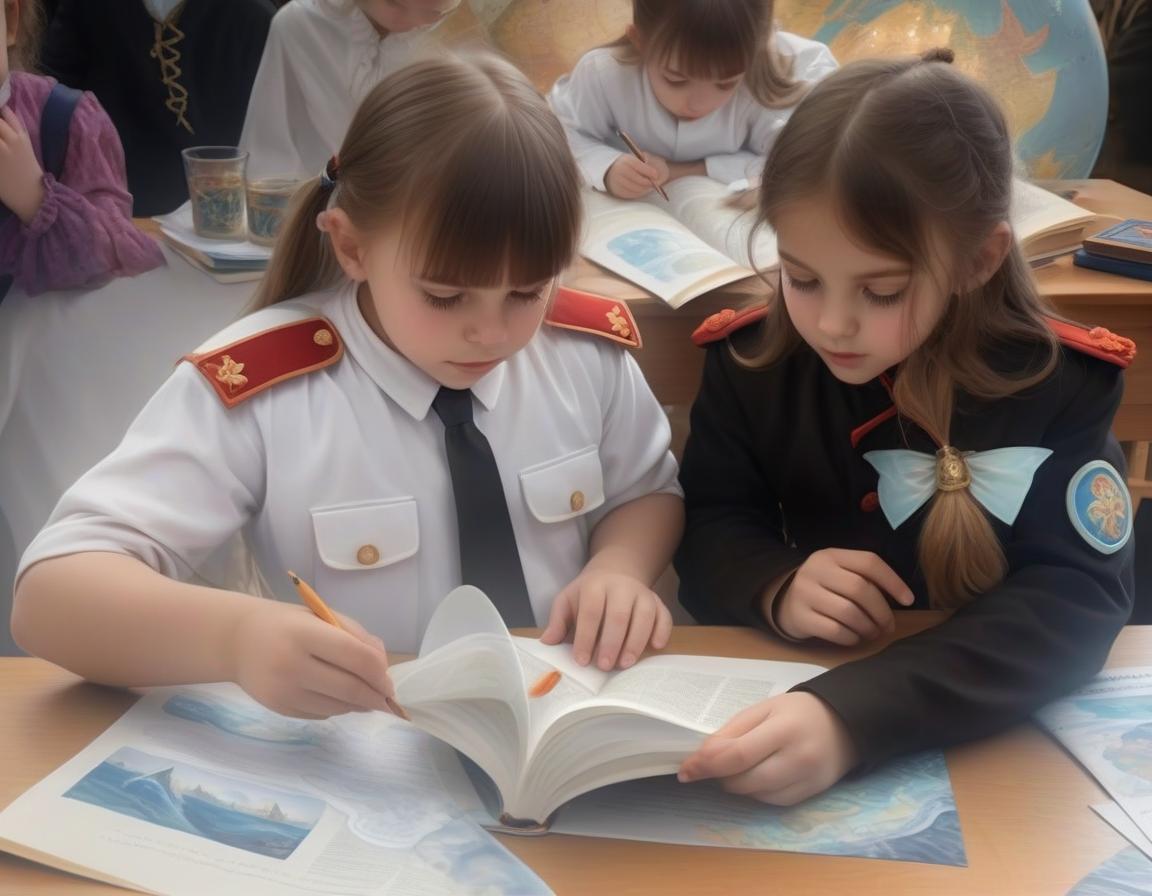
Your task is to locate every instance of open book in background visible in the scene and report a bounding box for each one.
[579,177,1095,307]
[392,586,824,829]
[1013,178,1098,264]
[579,177,777,309]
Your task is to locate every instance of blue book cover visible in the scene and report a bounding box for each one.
[1073,249,1152,282]
[1083,219,1152,263]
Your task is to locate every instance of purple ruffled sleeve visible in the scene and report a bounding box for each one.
[0,86,165,295]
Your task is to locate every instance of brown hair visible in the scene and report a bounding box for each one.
[253,51,582,309]
[5,0,45,72]
[608,0,805,107]
[749,48,1060,608]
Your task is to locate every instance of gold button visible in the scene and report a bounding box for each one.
[569,491,585,512]
[356,545,380,566]
[313,328,333,346]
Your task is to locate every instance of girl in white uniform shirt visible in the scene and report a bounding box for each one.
[549,0,836,198]
[240,0,462,180]
[12,53,684,721]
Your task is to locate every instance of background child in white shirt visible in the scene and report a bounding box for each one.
[550,0,836,199]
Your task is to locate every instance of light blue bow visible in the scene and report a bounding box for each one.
[863,447,1054,530]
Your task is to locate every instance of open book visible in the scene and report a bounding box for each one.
[1012,179,1098,265]
[581,177,1094,307]
[390,587,825,829]
[579,176,777,309]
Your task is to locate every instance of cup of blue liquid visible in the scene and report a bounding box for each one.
[246,177,300,246]
[182,146,249,240]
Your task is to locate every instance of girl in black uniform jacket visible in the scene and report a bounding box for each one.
[675,50,1136,806]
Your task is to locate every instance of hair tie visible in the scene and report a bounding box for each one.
[935,446,971,493]
[920,47,955,65]
[319,155,340,191]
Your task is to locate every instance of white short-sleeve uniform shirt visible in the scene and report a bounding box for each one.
[18,283,682,652]
[239,0,435,181]
[548,32,837,189]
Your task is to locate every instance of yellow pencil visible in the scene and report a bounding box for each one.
[286,570,409,720]
[615,127,671,201]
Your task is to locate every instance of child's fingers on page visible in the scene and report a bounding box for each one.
[717,751,794,797]
[687,724,783,780]
[618,597,658,668]
[652,601,673,649]
[749,779,815,807]
[595,585,640,669]
[572,587,607,666]
[306,658,394,712]
[539,589,576,644]
[707,700,775,742]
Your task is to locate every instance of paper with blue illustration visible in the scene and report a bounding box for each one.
[0,681,551,896]
[579,176,778,308]
[1037,667,1152,847]
[392,587,966,865]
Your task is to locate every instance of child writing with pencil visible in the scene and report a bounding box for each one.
[0,0,163,295]
[12,52,684,720]
[548,0,836,200]
[674,50,1135,805]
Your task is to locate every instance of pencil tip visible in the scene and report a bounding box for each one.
[287,570,299,584]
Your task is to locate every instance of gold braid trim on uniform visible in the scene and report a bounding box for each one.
[150,3,194,134]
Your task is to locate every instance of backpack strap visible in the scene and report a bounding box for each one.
[39,82,84,181]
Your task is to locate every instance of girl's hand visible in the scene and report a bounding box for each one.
[776,549,915,645]
[678,692,856,805]
[229,601,396,719]
[0,107,46,224]
[606,153,670,199]
[540,570,673,670]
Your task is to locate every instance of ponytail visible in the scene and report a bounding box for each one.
[250,178,344,309]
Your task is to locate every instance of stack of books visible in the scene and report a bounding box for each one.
[1074,219,1152,282]
[153,207,273,283]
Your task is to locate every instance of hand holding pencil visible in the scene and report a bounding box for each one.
[226,572,403,720]
[606,128,670,201]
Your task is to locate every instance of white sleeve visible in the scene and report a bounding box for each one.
[704,32,837,185]
[549,53,627,191]
[16,364,266,587]
[239,9,325,181]
[588,344,683,528]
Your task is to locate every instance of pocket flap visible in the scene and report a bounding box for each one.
[519,446,606,524]
[311,498,419,570]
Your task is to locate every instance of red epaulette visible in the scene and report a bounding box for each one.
[183,317,344,408]
[692,304,770,346]
[1046,317,1136,368]
[545,287,642,349]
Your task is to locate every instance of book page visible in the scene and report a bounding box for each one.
[1011,178,1095,260]
[0,684,551,896]
[550,750,965,866]
[658,176,778,271]
[1037,667,1152,847]
[587,654,826,733]
[580,188,755,308]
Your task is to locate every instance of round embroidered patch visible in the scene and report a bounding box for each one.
[1065,460,1132,554]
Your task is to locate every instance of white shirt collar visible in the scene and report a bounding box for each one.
[325,281,506,420]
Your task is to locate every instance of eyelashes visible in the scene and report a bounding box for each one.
[783,273,907,306]
[421,289,545,310]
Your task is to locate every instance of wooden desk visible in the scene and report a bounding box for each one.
[567,179,1152,496]
[2,619,1148,895]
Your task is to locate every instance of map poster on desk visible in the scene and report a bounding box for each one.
[0,685,552,896]
[1037,666,1152,848]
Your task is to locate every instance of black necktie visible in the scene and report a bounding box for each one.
[432,387,535,627]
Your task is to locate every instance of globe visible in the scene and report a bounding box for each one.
[465,0,1108,179]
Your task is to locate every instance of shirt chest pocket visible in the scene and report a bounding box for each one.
[519,446,606,524]
[311,498,420,569]
[309,498,422,646]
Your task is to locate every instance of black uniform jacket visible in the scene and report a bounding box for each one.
[675,310,1136,770]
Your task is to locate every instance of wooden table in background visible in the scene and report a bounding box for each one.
[566,179,1152,501]
[1,618,1149,895]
